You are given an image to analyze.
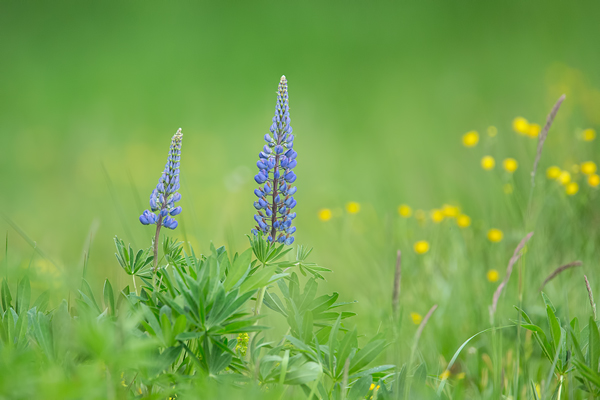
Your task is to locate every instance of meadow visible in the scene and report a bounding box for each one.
[2,1,600,399]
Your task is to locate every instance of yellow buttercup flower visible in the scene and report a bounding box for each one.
[588,174,600,187]
[430,209,444,223]
[410,312,423,325]
[346,202,361,214]
[527,123,541,138]
[439,370,451,380]
[565,182,579,195]
[442,204,459,218]
[369,384,380,391]
[398,204,412,218]
[503,158,518,173]
[503,183,513,194]
[456,214,471,228]
[487,229,503,243]
[487,126,498,137]
[413,240,430,254]
[583,128,596,141]
[546,166,561,179]
[462,131,479,147]
[481,156,495,170]
[581,161,597,175]
[318,209,332,221]
[557,171,571,185]
[512,117,529,135]
[487,269,500,282]
[457,372,466,380]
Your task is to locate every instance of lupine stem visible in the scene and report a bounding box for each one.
[255,286,267,316]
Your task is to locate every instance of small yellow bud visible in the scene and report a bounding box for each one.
[583,128,596,141]
[487,126,497,137]
[456,214,471,228]
[430,209,444,223]
[398,204,412,218]
[442,204,459,217]
[487,269,500,282]
[481,156,495,170]
[410,312,423,325]
[413,240,430,254]
[346,202,360,214]
[512,117,529,135]
[546,166,561,179]
[487,229,503,243]
[557,171,571,185]
[527,123,541,138]
[565,182,579,195]
[462,131,479,147]
[588,174,600,187]
[581,161,597,175]
[439,370,451,380]
[503,158,518,173]
[318,209,332,221]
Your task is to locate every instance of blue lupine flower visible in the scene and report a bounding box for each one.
[252,76,297,245]
[139,128,183,230]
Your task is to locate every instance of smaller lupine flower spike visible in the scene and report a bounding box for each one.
[251,76,297,245]
[139,128,183,229]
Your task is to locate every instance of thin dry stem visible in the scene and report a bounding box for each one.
[415,304,438,344]
[489,232,534,320]
[531,94,566,187]
[538,261,582,291]
[392,250,402,315]
[585,275,597,320]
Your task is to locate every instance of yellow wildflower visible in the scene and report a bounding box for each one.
[439,370,451,380]
[398,204,412,218]
[481,156,495,170]
[462,131,479,147]
[503,158,518,173]
[318,209,332,221]
[442,204,459,217]
[457,372,466,380]
[430,209,444,223]
[503,183,513,194]
[527,123,541,138]
[557,171,571,185]
[588,174,600,187]
[546,166,561,179]
[369,383,380,391]
[581,161,597,175]
[565,182,579,195]
[346,202,361,214]
[487,126,497,137]
[487,269,500,282]
[583,128,596,141]
[413,240,430,254]
[410,312,423,325]
[512,117,529,135]
[487,229,503,243]
[456,214,471,228]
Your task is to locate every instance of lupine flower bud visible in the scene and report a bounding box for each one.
[139,128,183,230]
[250,76,297,244]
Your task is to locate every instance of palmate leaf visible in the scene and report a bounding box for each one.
[349,336,388,375]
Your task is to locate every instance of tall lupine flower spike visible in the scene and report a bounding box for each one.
[252,76,297,245]
[139,128,183,269]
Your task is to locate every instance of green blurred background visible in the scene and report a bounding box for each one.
[1,0,600,349]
